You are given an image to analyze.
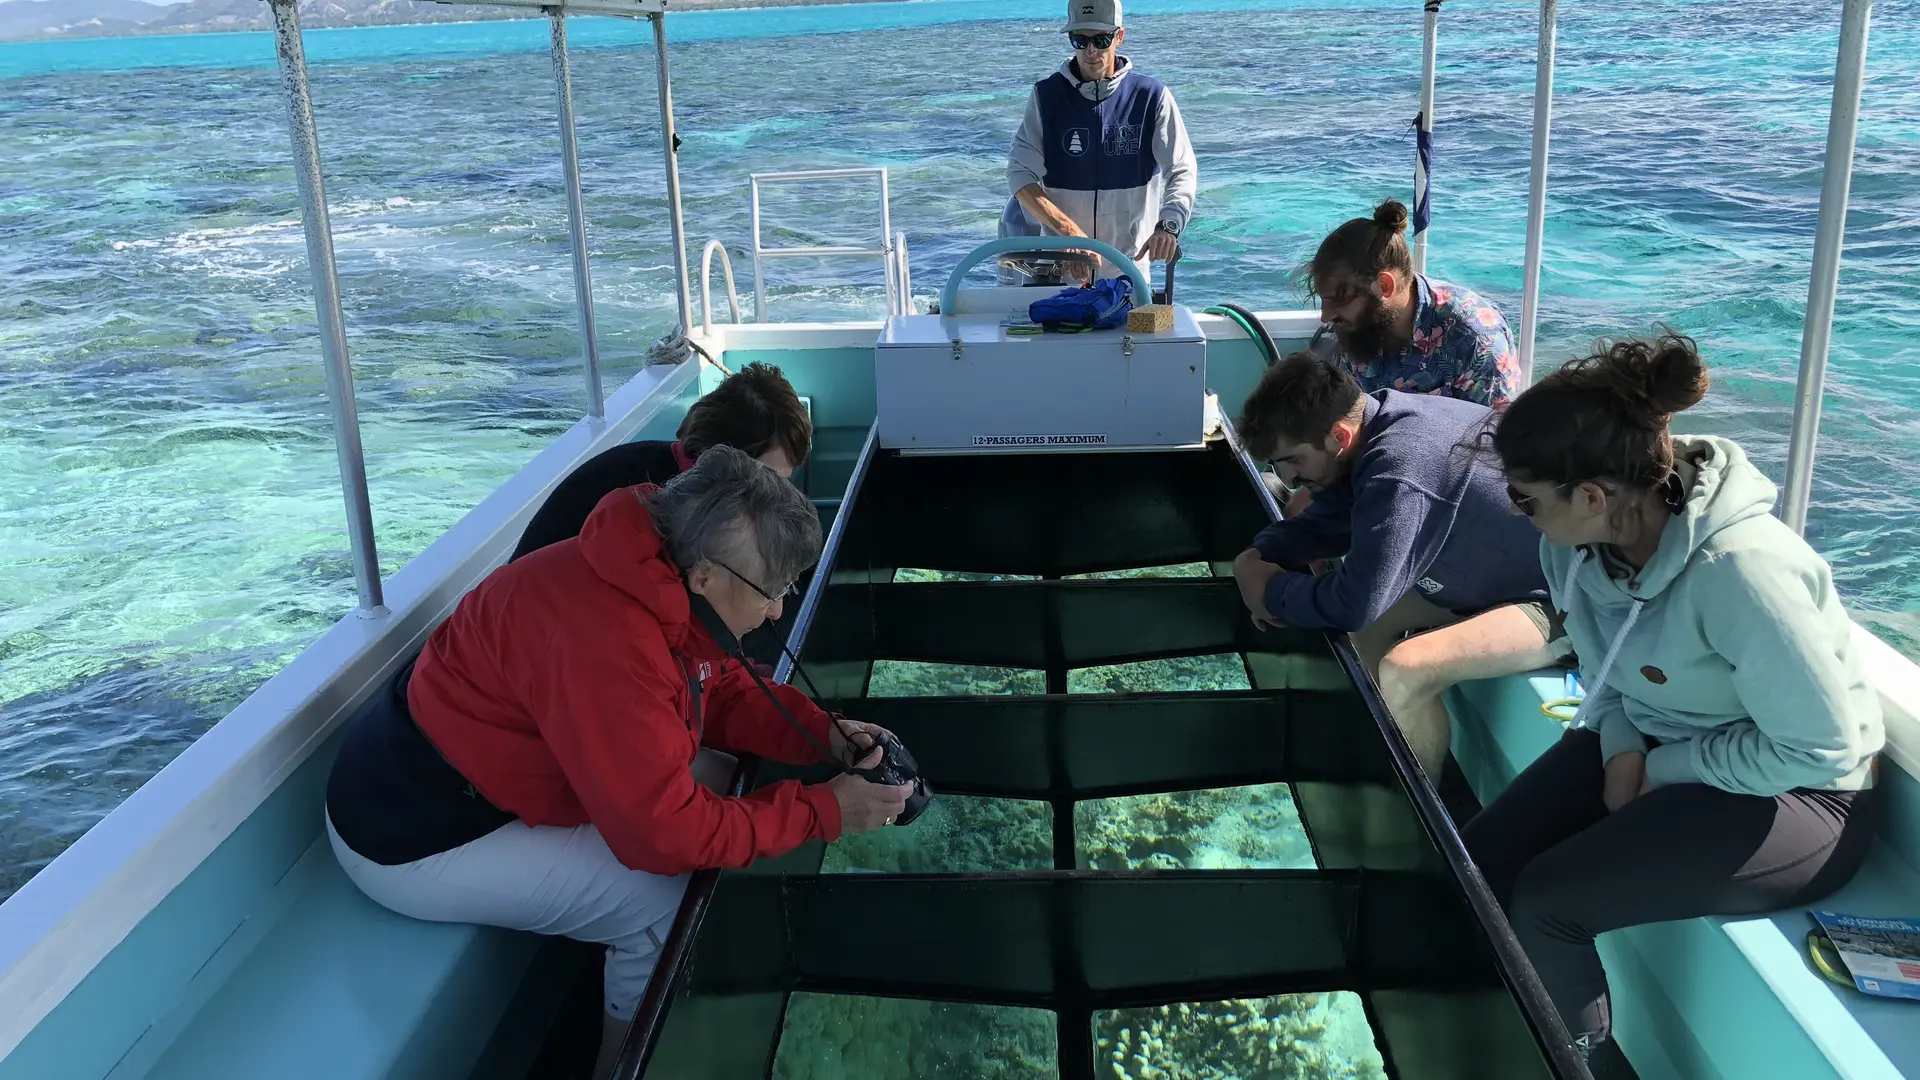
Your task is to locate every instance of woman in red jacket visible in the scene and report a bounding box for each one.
[324,445,911,1075]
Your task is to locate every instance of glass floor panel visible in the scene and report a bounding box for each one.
[1093,992,1388,1080]
[1067,654,1253,694]
[894,567,1039,582]
[773,993,1058,1080]
[867,660,1047,697]
[1074,783,1315,871]
[820,795,1053,874]
[1064,562,1213,580]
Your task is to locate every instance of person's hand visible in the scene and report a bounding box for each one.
[1251,611,1285,632]
[1043,221,1099,283]
[1602,751,1647,813]
[1136,227,1178,263]
[828,717,892,766]
[1231,549,1283,627]
[829,745,913,833]
[1284,486,1314,519]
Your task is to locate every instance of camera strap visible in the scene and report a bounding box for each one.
[684,584,847,770]
[683,658,704,745]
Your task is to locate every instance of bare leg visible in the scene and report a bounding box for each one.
[1349,589,1457,678]
[1376,603,1558,776]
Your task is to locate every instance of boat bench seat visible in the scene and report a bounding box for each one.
[131,835,540,1080]
[1445,674,1920,1080]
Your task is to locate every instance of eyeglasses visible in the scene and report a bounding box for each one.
[1508,481,1575,517]
[1068,31,1116,50]
[713,559,798,606]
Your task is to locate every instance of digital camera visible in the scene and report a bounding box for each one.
[849,730,933,826]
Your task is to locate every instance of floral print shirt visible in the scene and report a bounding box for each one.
[1311,274,1519,410]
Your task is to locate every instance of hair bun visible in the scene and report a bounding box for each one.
[1372,199,1410,237]
[1642,329,1710,416]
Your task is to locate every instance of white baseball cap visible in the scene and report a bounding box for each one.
[1066,0,1121,34]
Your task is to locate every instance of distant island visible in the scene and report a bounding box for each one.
[0,0,901,42]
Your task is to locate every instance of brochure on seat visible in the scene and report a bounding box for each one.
[1810,910,1920,1001]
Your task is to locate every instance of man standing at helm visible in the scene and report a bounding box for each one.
[1003,0,1198,282]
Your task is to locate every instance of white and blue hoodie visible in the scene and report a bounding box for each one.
[1005,56,1197,279]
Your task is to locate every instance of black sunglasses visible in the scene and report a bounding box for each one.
[713,559,798,605]
[1068,31,1116,50]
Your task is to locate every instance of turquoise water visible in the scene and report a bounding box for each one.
[1,0,1917,898]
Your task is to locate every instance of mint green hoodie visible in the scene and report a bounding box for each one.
[1545,435,1882,795]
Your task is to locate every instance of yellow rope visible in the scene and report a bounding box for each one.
[1540,697,1581,722]
[1806,929,1857,989]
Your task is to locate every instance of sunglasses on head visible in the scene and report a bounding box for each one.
[1069,31,1116,50]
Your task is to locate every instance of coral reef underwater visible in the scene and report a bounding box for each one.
[771,991,1388,1080]
[783,566,1384,1077]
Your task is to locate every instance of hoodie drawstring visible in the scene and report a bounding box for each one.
[1563,550,1646,732]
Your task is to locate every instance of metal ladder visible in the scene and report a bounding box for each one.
[748,167,912,322]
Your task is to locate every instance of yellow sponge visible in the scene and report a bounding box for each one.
[1127,304,1175,333]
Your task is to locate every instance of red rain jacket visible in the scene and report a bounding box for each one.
[408,486,841,875]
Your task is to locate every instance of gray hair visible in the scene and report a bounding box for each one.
[640,443,821,589]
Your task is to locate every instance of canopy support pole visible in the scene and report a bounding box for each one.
[1783,0,1873,536]
[1412,0,1441,273]
[269,0,385,613]
[548,8,605,419]
[1516,0,1557,387]
[652,13,695,341]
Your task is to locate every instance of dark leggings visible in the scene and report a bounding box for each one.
[1463,729,1880,1067]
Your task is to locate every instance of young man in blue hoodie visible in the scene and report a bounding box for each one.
[1231,351,1561,778]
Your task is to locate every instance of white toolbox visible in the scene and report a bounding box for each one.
[873,306,1207,453]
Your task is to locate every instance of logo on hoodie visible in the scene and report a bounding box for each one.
[698,662,712,682]
[1063,128,1090,156]
[1415,576,1443,595]
[1102,123,1142,157]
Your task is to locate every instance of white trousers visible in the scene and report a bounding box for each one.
[326,749,736,1019]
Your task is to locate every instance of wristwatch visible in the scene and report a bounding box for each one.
[1155,220,1181,236]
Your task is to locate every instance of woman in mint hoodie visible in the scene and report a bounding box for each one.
[1466,331,1884,1079]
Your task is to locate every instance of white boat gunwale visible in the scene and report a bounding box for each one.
[0,359,698,1064]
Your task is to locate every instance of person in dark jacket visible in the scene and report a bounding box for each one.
[1231,352,1563,777]
[325,446,911,1078]
[511,361,812,560]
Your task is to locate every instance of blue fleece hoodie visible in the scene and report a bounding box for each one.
[1251,390,1547,631]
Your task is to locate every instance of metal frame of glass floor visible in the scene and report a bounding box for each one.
[611,428,1588,1080]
